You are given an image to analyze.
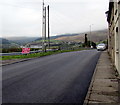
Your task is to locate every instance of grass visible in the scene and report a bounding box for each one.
[1,48,88,60]
[35,39,62,43]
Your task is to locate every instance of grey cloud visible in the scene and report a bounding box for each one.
[1,0,109,37]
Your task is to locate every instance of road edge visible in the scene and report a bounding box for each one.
[83,52,101,105]
[1,58,37,66]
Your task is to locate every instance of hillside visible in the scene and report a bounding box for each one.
[4,37,39,45]
[55,29,108,43]
[0,38,10,44]
[1,29,108,48]
[35,33,80,41]
[0,38,20,48]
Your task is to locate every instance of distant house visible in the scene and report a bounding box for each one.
[106,0,120,74]
[29,44,42,48]
[20,46,25,48]
[21,43,42,48]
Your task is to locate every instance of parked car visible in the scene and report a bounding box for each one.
[96,43,106,51]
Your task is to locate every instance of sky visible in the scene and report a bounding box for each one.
[0,0,109,37]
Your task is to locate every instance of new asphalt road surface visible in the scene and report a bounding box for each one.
[2,50,101,104]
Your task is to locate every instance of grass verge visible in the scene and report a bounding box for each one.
[1,48,89,60]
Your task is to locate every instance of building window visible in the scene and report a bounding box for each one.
[116,27,118,32]
[118,0,120,4]
[115,9,117,15]
[112,16,114,21]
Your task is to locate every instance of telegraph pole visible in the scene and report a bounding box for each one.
[47,5,50,49]
[89,24,93,47]
[42,0,50,51]
[44,7,47,52]
[45,7,46,41]
[42,0,47,52]
[42,0,45,52]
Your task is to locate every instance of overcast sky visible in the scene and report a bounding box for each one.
[0,0,109,37]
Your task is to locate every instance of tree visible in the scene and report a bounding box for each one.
[84,34,88,47]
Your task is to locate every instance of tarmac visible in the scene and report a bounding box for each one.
[1,50,120,104]
[84,51,120,104]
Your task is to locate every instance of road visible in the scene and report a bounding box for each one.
[2,50,101,104]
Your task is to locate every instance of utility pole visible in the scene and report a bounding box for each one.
[42,0,45,52]
[42,0,50,51]
[47,5,50,49]
[89,24,93,47]
[45,7,46,41]
[42,0,47,52]
[44,7,47,52]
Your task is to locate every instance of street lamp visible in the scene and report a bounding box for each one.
[89,24,93,47]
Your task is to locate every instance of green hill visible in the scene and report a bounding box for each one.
[0,38,20,48]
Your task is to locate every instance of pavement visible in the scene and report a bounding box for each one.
[84,51,120,104]
[2,50,101,104]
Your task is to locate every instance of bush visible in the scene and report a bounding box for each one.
[30,48,39,51]
[2,48,22,53]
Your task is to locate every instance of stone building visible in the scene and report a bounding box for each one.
[106,0,120,74]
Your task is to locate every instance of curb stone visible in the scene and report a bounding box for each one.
[83,53,100,105]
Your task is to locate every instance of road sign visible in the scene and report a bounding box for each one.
[22,48,30,54]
